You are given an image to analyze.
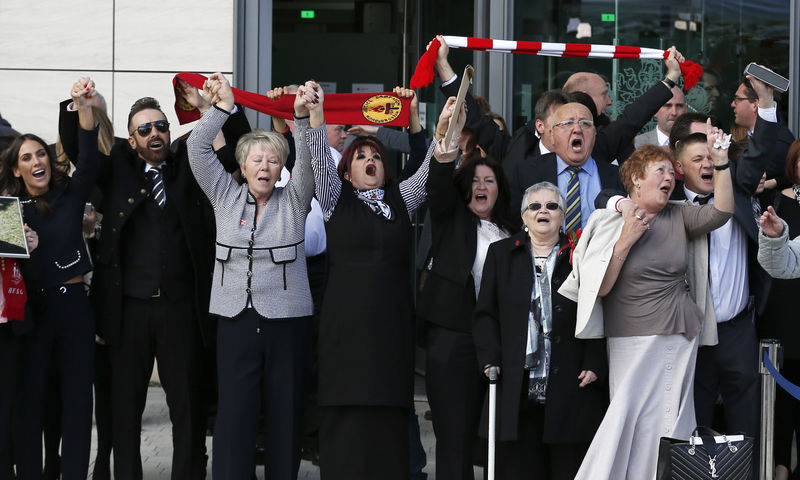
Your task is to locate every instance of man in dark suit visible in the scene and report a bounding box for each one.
[731,74,796,181]
[634,86,688,149]
[508,102,625,226]
[59,95,249,480]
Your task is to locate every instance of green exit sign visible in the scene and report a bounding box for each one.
[601,13,616,22]
[301,10,315,19]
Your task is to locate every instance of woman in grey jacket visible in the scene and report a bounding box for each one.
[759,205,800,279]
[186,73,316,479]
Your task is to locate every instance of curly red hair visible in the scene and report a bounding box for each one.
[620,145,674,193]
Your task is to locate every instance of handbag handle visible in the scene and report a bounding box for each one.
[689,426,738,454]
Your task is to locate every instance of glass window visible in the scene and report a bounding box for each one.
[511,1,791,132]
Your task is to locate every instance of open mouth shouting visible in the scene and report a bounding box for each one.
[570,136,584,153]
[32,168,47,179]
[365,164,377,176]
[148,138,165,152]
[700,171,713,186]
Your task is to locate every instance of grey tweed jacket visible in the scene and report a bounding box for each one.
[188,106,314,319]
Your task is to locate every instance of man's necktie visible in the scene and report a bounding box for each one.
[564,166,582,232]
[696,193,714,205]
[146,167,165,208]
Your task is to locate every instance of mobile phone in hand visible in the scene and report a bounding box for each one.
[744,63,790,93]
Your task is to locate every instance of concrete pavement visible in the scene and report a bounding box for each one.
[87,380,485,479]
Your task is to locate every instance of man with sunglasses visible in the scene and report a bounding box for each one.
[58,93,250,480]
[508,102,626,229]
[730,74,794,180]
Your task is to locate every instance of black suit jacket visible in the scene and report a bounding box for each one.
[737,114,796,190]
[592,81,673,164]
[58,102,251,346]
[473,231,608,443]
[416,160,479,333]
[508,151,625,220]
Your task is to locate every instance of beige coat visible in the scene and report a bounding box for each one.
[558,201,719,346]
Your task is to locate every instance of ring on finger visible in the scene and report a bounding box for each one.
[635,214,643,220]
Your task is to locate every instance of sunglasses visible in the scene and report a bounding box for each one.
[131,120,170,137]
[527,201,561,211]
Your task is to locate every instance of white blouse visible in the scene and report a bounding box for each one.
[472,220,509,298]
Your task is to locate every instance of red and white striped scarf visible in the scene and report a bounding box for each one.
[410,36,703,91]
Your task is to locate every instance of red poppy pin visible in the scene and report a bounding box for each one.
[558,229,582,265]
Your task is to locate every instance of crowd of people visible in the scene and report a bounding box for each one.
[0,35,797,480]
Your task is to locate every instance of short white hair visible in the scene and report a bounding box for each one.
[521,181,566,213]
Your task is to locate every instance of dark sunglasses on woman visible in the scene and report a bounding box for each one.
[527,201,561,211]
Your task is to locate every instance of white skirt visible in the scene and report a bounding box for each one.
[575,334,699,480]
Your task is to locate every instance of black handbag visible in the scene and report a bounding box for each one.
[656,427,754,480]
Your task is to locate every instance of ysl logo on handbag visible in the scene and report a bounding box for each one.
[708,455,718,478]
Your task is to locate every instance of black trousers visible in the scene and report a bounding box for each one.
[425,324,485,480]
[212,310,312,480]
[16,284,94,480]
[109,295,205,480]
[694,307,761,438]
[0,324,18,480]
[495,403,589,480]
[303,253,327,453]
[93,342,113,480]
[319,405,409,480]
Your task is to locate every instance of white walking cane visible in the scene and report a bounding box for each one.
[487,366,499,480]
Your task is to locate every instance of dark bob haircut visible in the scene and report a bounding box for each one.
[337,136,394,188]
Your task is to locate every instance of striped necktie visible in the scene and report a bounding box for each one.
[146,167,165,208]
[564,166,582,232]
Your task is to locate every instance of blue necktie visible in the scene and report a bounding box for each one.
[564,166,582,232]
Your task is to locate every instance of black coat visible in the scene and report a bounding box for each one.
[473,231,608,443]
[508,151,626,221]
[417,160,479,333]
[737,114,796,183]
[58,102,251,346]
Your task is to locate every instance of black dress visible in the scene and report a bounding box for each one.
[318,181,414,479]
[758,191,800,469]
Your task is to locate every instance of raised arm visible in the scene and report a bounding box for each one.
[301,81,342,219]
[284,86,315,210]
[593,47,683,164]
[706,121,734,214]
[68,77,102,200]
[186,73,237,207]
[399,95,465,217]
